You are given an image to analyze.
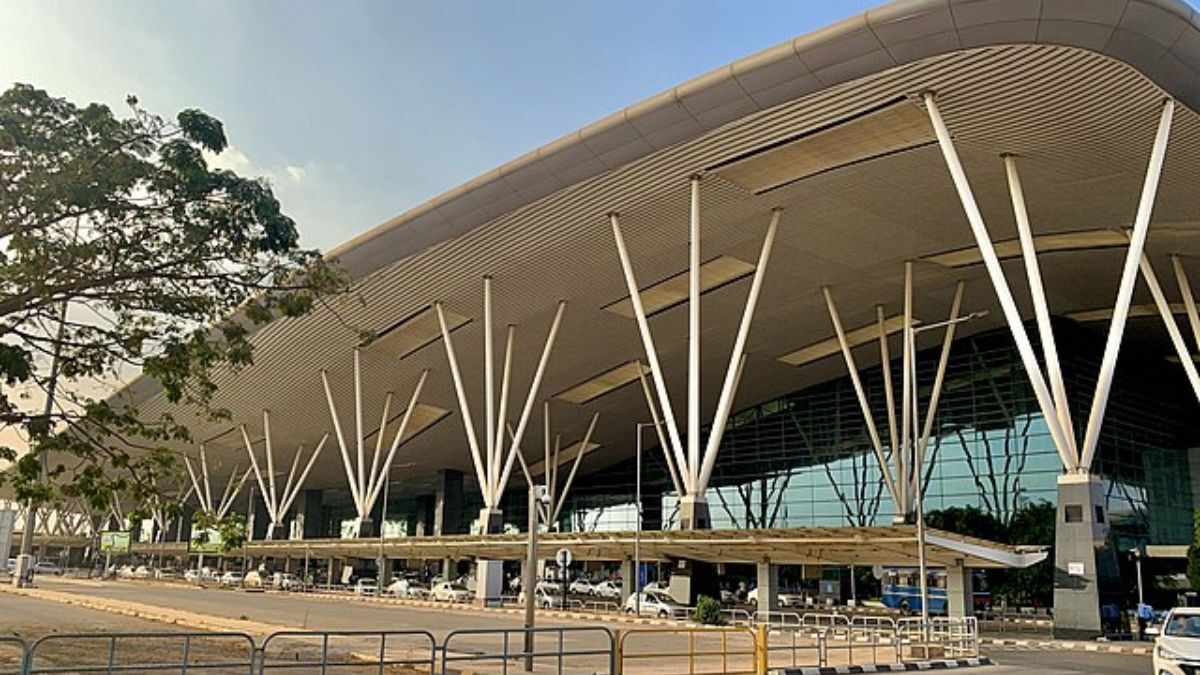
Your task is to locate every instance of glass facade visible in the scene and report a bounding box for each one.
[559,322,1197,547]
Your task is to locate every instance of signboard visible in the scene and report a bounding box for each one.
[0,510,15,565]
[188,527,225,554]
[555,547,572,568]
[1067,562,1085,577]
[99,530,131,554]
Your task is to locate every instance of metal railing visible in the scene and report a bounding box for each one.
[259,630,436,673]
[616,626,761,675]
[0,637,29,675]
[25,632,256,674]
[754,610,802,630]
[441,626,615,674]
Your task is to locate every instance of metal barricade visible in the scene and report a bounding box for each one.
[25,632,256,674]
[259,629,436,673]
[441,626,615,674]
[617,627,759,675]
[721,608,753,626]
[754,610,802,630]
[761,625,822,670]
[0,637,29,675]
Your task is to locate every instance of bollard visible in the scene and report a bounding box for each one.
[612,628,623,675]
[755,624,768,675]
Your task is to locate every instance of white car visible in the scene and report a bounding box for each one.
[132,565,151,579]
[569,579,595,596]
[220,571,244,586]
[624,590,687,618]
[592,581,622,600]
[387,578,429,599]
[273,572,301,590]
[431,581,471,603]
[536,579,562,595]
[354,578,379,595]
[520,586,565,609]
[244,570,265,588]
[34,561,63,576]
[1155,607,1200,674]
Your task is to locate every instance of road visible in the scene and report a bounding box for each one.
[0,579,1155,674]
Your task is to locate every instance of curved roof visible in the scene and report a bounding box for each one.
[331,0,1200,281]
[111,0,1200,502]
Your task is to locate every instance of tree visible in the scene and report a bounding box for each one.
[0,84,343,526]
[1187,510,1200,590]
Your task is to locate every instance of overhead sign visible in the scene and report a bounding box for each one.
[99,530,131,554]
[555,547,572,568]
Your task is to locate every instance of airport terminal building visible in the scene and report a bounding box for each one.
[14,0,1200,638]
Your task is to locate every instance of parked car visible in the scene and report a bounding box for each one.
[132,565,152,579]
[431,581,471,603]
[354,578,379,596]
[155,568,178,580]
[386,578,429,599]
[1154,607,1200,674]
[184,569,201,583]
[569,579,595,596]
[592,581,622,600]
[33,561,63,576]
[536,579,562,595]
[624,590,687,618]
[244,570,265,588]
[220,571,244,586]
[5,558,16,573]
[273,572,302,590]
[520,586,566,609]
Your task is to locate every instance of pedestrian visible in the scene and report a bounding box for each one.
[1137,601,1154,641]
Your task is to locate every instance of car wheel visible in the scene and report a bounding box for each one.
[625,608,634,615]
[658,610,669,619]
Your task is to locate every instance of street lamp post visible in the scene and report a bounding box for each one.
[524,484,549,672]
[634,422,654,616]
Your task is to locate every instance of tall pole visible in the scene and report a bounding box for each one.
[523,485,538,672]
[14,300,68,588]
[635,423,644,616]
[378,471,389,589]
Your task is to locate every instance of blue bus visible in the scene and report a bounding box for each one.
[881,568,948,614]
[880,567,990,614]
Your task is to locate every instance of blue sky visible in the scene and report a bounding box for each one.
[2,1,880,251]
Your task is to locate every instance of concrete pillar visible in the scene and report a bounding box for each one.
[293,490,323,539]
[1053,474,1120,639]
[620,557,635,603]
[756,561,780,613]
[946,560,973,618]
[414,495,435,536]
[283,557,292,574]
[476,559,504,606]
[442,557,456,581]
[641,490,663,531]
[434,470,465,535]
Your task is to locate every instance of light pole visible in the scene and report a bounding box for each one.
[909,310,986,629]
[1132,547,1145,606]
[524,484,549,672]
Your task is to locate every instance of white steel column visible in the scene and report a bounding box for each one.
[696,209,781,493]
[493,325,514,497]
[484,276,496,497]
[610,213,691,492]
[638,366,683,497]
[321,368,365,514]
[899,262,913,511]
[823,288,901,505]
[687,176,701,490]
[913,282,964,487]
[1174,257,1200,351]
[435,301,492,504]
[877,306,900,468]
[1005,156,1076,456]
[1139,255,1200,402]
[1078,99,1174,470]
[551,413,600,522]
[924,93,1076,471]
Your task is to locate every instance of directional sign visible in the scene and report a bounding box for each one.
[555,547,572,568]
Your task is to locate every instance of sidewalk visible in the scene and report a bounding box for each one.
[980,635,1153,656]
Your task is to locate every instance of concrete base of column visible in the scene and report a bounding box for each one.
[678,496,711,530]
[946,560,972,618]
[476,559,504,606]
[1053,474,1120,639]
[478,508,503,535]
[756,561,780,613]
[620,557,635,604]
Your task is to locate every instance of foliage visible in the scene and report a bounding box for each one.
[925,501,1056,607]
[692,595,725,625]
[0,83,344,533]
[192,510,247,553]
[1188,510,1200,591]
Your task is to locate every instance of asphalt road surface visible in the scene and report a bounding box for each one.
[982,645,1150,674]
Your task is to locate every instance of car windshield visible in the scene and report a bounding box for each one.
[1165,614,1200,638]
[450,584,468,591]
[647,592,674,604]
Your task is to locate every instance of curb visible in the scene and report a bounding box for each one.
[773,657,993,674]
[979,636,1152,655]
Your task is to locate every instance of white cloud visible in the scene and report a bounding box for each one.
[285,165,307,182]
[204,145,254,173]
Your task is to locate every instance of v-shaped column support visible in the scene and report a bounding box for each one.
[924,93,1174,473]
[240,410,329,540]
[183,445,253,520]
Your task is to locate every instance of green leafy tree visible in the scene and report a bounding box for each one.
[0,84,343,528]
